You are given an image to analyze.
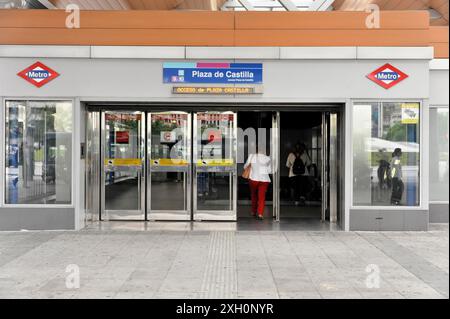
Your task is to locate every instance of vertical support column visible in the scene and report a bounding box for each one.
[100,111,105,220]
[193,113,198,218]
[146,112,151,219]
[187,113,192,218]
[421,100,430,213]
[85,109,101,223]
[272,111,280,222]
[344,100,352,231]
[233,112,238,216]
[329,113,338,223]
[139,112,145,214]
[321,112,328,222]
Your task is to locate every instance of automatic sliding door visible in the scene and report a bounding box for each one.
[193,112,237,221]
[101,111,145,220]
[148,112,191,220]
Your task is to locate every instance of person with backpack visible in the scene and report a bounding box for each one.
[286,143,312,206]
[390,148,404,206]
[377,155,391,191]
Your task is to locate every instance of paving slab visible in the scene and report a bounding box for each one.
[0,223,447,299]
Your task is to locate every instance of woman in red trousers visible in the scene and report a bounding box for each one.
[244,149,272,220]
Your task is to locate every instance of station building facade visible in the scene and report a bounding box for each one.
[0,10,448,231]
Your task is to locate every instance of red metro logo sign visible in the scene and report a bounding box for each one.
[367,63,408,89]
[17,62,60,88]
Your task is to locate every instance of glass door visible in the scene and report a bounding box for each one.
[193,112,237,221]
[101,111,145,220]
[147,112,191,220]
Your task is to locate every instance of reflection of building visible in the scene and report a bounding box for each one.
[382,107,402,137]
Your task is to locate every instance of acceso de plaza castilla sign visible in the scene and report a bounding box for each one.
[17,62,60,88]
[367,63,409,89]
[172,86,263,95]
[164,62,263,84]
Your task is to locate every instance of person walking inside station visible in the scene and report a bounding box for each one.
[286,142,312,206]
[243,147,272,220]
[390,148,404,206]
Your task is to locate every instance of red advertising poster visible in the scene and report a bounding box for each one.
[116,131,129,144]
[206,129,222,143]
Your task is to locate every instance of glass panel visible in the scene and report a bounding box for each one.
[429,108,449,201]
[104,112,143,211]
[150,112,189,211]
[352,102,420,206]
[5,100,72,204]
[197,172,232,211]
[150,172,187,211]
[197,113,235,163]
[196,112,235,211]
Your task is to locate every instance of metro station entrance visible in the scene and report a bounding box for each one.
[85,105,342,226]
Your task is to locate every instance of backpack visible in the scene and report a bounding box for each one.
[377,160,391,188]
[293,155,306,175]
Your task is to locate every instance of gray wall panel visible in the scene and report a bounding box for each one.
[0,58,429,100]
[430,70,449,106]
[350,209,428,231]
[429,203,449,223]
[0,208,75,231]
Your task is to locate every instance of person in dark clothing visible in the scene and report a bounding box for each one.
[390,148,404,205]
[286,143,312,206]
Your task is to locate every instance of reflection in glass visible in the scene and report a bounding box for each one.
[104,112,142,211]
[352,102,420,206]
[429,108,449,201]
[5,100,72,204]
[150,113,189,212]
[197,113,234,163]
[197,172,231,211]
[196,113,235,211]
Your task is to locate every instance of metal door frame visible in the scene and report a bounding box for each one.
[272,111,281,222]
[321,112,329,222]
[271,109,341,225]
[85,103,343,225]
[85,110,101,222]
[147,111,192,221]
[100,110,146,221]
[321,111,339,223]
[193,111,238,221]
[329,113,338,223]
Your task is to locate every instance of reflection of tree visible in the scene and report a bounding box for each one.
[384,123,407,141]
[151,121,181,159]
[151,121,177,135]
[107,119,139,130]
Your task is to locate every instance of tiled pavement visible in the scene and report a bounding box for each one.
[0,223,448,299]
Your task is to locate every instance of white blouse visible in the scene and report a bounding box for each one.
[244,153,272,183]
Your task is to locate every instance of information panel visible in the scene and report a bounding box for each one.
[163,62,263,84]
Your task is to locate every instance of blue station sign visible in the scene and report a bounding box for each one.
[163,62,263,84]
